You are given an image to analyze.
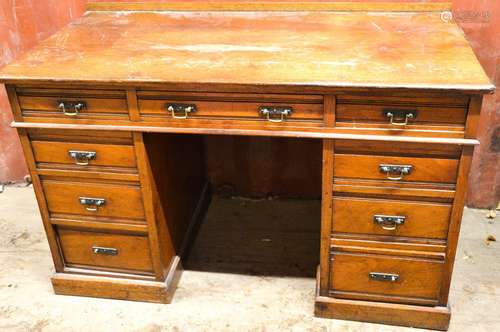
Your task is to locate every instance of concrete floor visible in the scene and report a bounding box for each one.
[0,186,499,332]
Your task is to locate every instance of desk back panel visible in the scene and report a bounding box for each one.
[205,136,322,198]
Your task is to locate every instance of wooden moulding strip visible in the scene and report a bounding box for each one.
[86,2,452,12]
[51,255,182,303]
[315,295,451,330]
[11,121,480,146]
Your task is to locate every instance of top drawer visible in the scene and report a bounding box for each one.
[137,91,323,124]
[16,88,129,121]
[336,95,469,136]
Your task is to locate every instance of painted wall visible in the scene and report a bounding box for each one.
[0,1,498,207]
[452,0,500,208]
[0,0,87,182]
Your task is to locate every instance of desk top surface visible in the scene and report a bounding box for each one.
[0,9,493,92]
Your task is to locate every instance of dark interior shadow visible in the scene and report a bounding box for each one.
[184,196,321,278]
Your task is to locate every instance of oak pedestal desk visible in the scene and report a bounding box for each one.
[0,2,494,330]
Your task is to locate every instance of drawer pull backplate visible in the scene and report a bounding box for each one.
[92,246,118,256]
[382,109,417,126]
[259,106,293,123]
[166,103,197,119]
[379,164,413,181]
[68,150,97,166]
[369,272,400,282]
[79,197,106,212]
[373,214,406,230]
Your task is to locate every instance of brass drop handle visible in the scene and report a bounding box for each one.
[166,103,197,119]
[373,215,406,230]
[369,272,400,282]
[379,164,413,181]
[79,197,106,212]
[259,106,293,123]
[92,246,118,256]
[58,101,86,116]
[383,109,417,126]
[68,150,96,166]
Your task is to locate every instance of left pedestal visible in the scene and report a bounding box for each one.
[14,117,186,302]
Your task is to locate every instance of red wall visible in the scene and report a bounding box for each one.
[0,1,498,207]
[452,0,500,208]
[0,0,87,182]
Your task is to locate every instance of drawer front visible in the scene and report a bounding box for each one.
[16,88,128,120]
[330,252,443,303]
[335,95,468,133]
[137,92,323,123]
[334,154,459,184]
[58,228,153,273]
[332,197,451,239]
[32,140,137,168]
[334,140,462,159]
[43,180,145,220]
[336,104,467,125]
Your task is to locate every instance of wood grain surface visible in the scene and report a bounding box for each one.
[334,154,459,183]
[87,2,453,12]
[329,252,443,304]
[331,196,452,239]
[0,10,492,92]
[57,227,154,273]
[42,179,146,220]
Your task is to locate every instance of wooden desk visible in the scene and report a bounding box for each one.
[0,2,493,330]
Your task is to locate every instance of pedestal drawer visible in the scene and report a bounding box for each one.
[334,154,459,184]
[332,197,452,239]
[330,252,444,305]
[42,179,145,221]
[32,140,137,169]
[57,228,153,273]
